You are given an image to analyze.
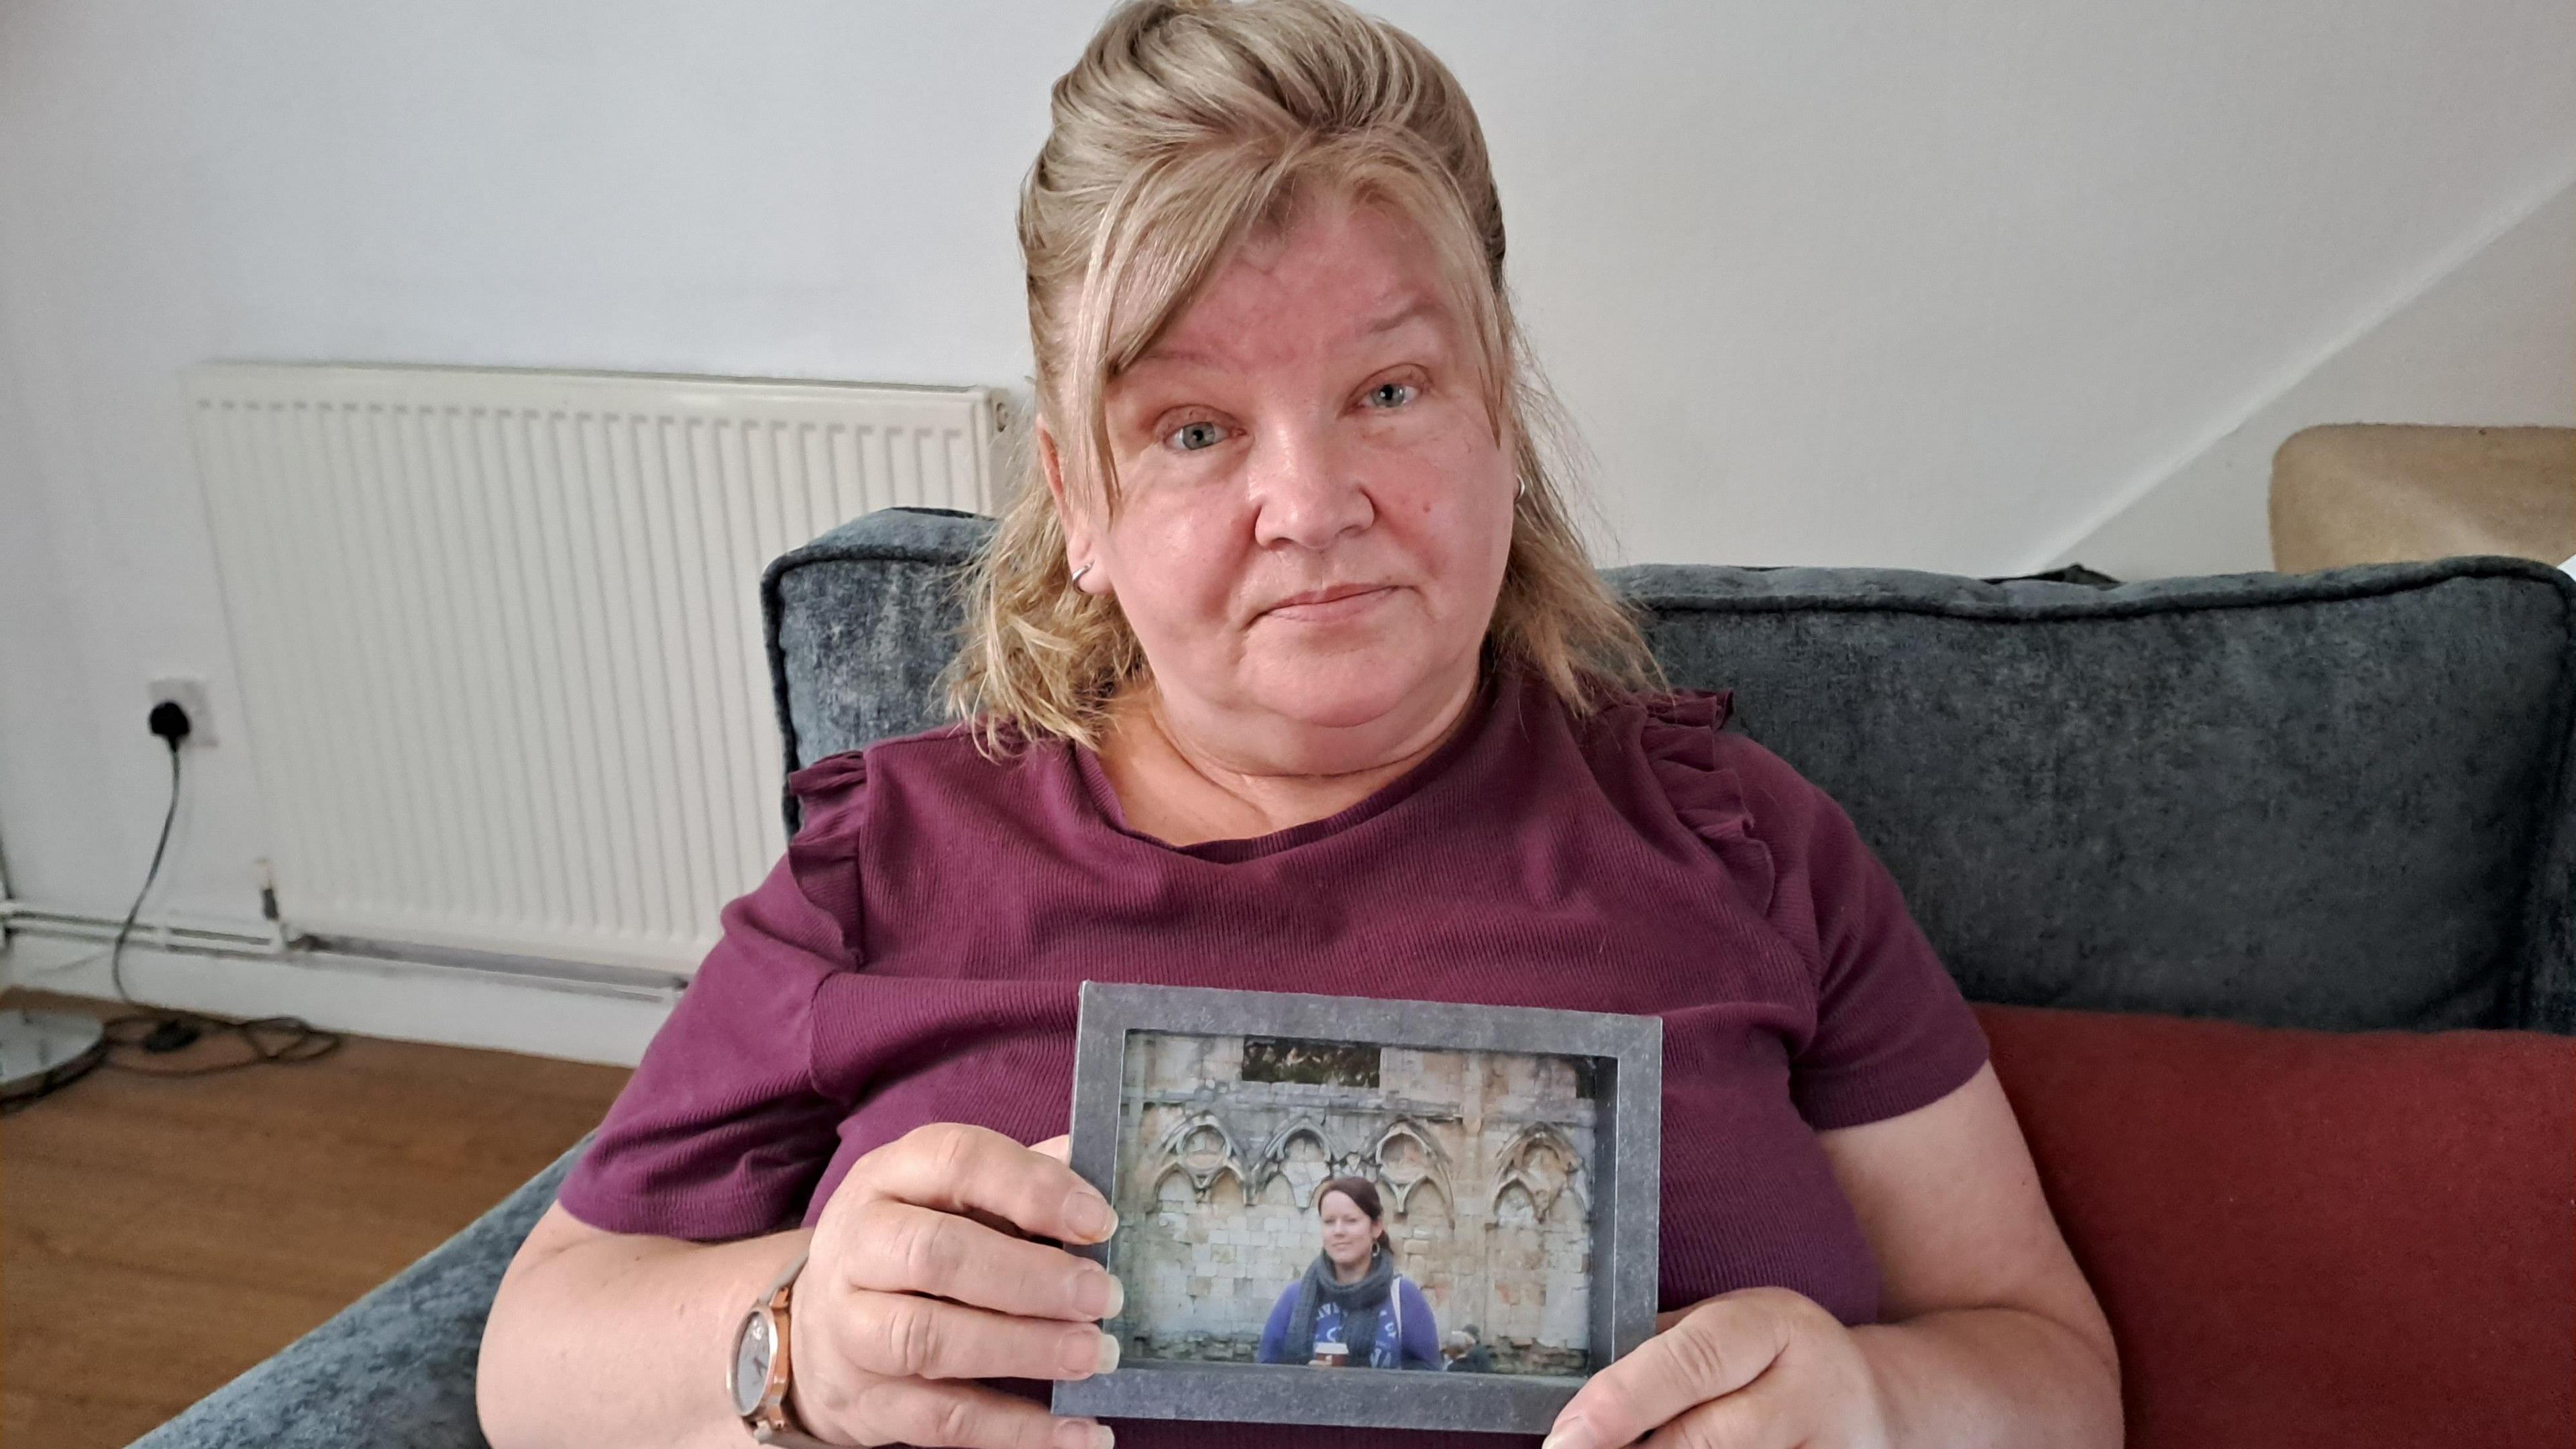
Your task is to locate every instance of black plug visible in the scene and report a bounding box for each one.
[149,700,192,747]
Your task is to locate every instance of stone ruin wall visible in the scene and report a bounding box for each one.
[1108,1032,1596,1377]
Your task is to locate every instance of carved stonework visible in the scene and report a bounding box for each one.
[1491,1124,1587,1222]
[1279,1128,1334,1209]
[1369,1118,1451,1216]
[1146,1112,1247,1199]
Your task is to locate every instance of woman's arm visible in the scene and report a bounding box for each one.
[480,1126,1124,1449]
[1825,1061,2120,1446]
[478,1202,812,1449]
[1256,1283,1298,1363]
[1397,1279,1443,1368]
[1541,1064,2120,1449]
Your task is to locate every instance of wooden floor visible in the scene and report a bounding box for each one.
[0,988,630,1449]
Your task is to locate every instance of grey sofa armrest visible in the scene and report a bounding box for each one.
[131,1132,594,1449]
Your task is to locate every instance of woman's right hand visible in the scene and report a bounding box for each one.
[789,1124,1126,1449]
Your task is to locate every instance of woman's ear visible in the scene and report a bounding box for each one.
[1038,418,1069,509]
[1037,420,1099,587]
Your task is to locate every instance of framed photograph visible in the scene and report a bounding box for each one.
[1052,981,1663,1436]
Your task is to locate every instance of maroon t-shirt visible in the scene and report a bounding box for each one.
[556,666,1988,1440]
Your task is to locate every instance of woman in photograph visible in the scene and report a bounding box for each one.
[480,1,2120,1447]
[1254,1177,1440,1370]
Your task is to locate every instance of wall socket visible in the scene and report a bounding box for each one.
[147,677,215,747]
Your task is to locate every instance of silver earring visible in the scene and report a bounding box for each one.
[1516,475,1528,499]
[1069,563,1093,589]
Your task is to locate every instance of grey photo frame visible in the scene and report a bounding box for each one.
[1052,981,1663,1436]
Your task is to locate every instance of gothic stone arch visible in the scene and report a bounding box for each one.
[1490,1122,1589,1223]
[1368,1117,1454,1218]
[1148,1111,1248,1200]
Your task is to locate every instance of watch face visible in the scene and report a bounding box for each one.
[732,1312,774,1417]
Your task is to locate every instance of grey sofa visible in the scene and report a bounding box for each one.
[132,507,2575,1449]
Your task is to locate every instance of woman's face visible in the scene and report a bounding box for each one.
[1049,191,1517,774]
[1318,1187,1380,1270]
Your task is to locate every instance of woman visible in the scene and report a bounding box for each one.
[478,3,2121,1448]
[1253,1178,1440,1370]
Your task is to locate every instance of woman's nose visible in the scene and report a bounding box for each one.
[1248,421,1373,551]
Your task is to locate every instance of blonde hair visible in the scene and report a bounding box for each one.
[945,0,1656,749]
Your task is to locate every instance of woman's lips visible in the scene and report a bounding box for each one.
[1262,584,1395,623]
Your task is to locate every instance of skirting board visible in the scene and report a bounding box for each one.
[0,931,676,1067]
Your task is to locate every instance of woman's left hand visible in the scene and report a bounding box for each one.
[1542,1287,1892,1449]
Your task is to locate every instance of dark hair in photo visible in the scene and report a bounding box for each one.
[1315,1175,1386,1234]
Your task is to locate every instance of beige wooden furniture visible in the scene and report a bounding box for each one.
[2270,424,2575,573]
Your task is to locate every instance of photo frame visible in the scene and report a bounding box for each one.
[1053,981,1663,1435]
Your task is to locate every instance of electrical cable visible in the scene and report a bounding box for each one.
[2,704,343,1113]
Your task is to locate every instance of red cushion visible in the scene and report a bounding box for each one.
[1974,1003,2574,1449]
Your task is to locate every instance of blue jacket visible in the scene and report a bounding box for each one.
[1255,1274,1442,1368]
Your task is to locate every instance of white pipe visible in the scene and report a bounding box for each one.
[2,906,287,955]
[3,907,688,998]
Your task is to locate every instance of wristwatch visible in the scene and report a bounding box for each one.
[727,1244,836,1448]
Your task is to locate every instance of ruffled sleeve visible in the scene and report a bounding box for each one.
[1642,692,1990,1132]
[553,749,871,1241]
[1641,689,1778,918]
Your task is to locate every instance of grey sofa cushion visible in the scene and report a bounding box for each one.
[1617,560,2574,1034]
[763,506,987,786]
[766,508,2575,1034]
[128,1133,592,1449]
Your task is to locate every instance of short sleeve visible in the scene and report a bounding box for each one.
[1399,1279,1443,1366]
[1721,731,1990,1130]
[553,751,871,1241]
[1642,690,1988,1132]
[1257,1285,1297,1363]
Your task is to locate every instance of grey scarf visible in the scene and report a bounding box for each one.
[1279,1243,1398,1368]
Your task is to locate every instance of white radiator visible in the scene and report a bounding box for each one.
[189,363,1004,973]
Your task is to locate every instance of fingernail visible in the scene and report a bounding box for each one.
[1063,1328,1120,1377]
[1075,1267,1125,1320]
[1542,1417,1595,1449]
[1066,1189,1117,1241]
[1055,1421,1114,1449]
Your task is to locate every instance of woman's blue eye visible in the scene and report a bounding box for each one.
[1168,421,1225,452]
[1368,382,1417,409]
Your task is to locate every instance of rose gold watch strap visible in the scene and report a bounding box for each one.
[747,1246,837,1448]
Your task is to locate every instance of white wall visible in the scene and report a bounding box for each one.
[4,2,2571,1016]
[2047,176,2576,577]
